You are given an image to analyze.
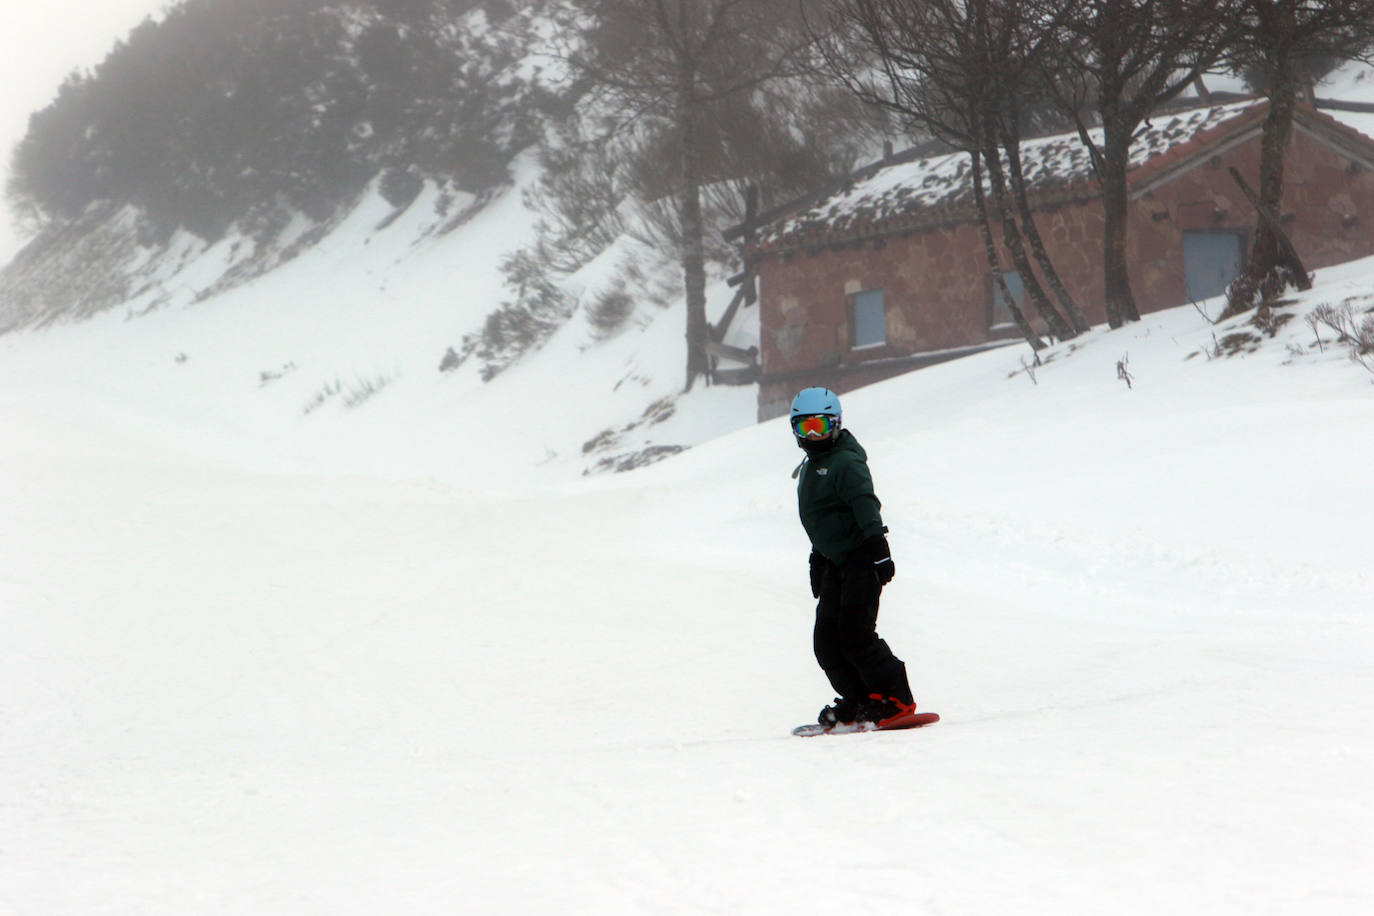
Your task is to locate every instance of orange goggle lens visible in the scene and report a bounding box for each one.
[793,414,834,438]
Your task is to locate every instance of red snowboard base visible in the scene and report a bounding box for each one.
[792,710,940,737]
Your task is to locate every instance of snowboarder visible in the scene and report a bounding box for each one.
[789,387,917,729]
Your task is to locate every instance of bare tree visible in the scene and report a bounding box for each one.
[1220,0,1374,318]
[567,0,821,391]
[979,0,1093,336]
[818,0,1079,349]
[971,146,1049,350]
[968,0,1080,341]
[1044,0,1244,328]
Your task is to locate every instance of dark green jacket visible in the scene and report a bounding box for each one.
[796,429,886,565]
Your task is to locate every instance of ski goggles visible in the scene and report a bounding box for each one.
[792,414,836,439]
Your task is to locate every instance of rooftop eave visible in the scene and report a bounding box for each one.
[1292,112,1374,173]
[1128,123,1265,200]
[749,183,1103,257]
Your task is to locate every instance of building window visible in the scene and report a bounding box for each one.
[851,289,886,349]
[989,270,1025,329]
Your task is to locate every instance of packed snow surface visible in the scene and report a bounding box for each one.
[4,256,1373,913]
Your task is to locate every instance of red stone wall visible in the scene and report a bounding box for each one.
[757,125,1374,420]
[1129,125,1374,312]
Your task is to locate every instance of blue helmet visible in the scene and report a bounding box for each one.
[791,387,841,420]
[790,387,842,438]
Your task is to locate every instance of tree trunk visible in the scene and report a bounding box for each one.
[972,147,1045,351]
[1099,115,1140,328]
[1229,166,1310,286]
[998,117,1091,335]
[1250,52,1298,280]
[980,126,1075,341]
[1221,165,1311,318]
[678,84,710,392]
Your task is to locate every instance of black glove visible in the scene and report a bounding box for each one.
[863,534,895,585]
[808,551,828,598]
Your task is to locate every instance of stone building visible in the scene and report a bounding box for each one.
[747,99,1374,420]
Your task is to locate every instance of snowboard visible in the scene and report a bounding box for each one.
[792,710,940,737]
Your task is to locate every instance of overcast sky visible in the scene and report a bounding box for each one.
[0,1,170,263]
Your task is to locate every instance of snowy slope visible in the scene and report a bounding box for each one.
[3,259,1373,914]
[0,152,757,485]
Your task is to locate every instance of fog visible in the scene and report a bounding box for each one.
[0,1,168,262]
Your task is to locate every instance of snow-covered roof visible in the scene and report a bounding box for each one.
[754,99,1276,253]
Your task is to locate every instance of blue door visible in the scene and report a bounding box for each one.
[1183,231,1245,303]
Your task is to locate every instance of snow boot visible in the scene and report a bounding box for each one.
[862,693,918,728]
[818,696,866,727]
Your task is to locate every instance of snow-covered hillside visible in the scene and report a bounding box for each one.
[0,150,759,483]
[3,249,1373,913]
[3,57,1374,916]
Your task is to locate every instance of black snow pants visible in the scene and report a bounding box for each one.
[813,553,913,704]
